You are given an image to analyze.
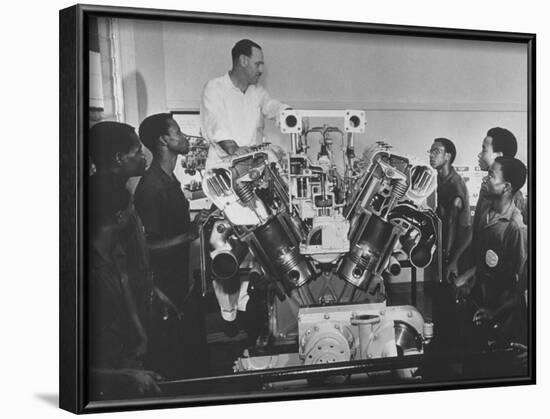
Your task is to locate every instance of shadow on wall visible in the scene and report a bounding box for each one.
[125,71,151,195]
[121,69,149,128]
[135,71,148,124]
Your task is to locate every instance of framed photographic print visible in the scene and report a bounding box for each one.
[59,3,535,413]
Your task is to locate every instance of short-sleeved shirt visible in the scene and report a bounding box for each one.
[472,202,527,332]
[436,167,471,259]
[134,162,191,307]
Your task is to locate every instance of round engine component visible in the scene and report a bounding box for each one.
[211,246,247,281]
[387,255,402,276]
[209,220,249,285]
[390,204,438,269]
[394,320,423,356]
[300,322,354,365]
[338,214,395,289]
[408,165,437,202]
[210,240,248,293]
[251,216,316,288]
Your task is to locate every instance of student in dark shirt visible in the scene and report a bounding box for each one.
[89,122,151,337]
[475,127,527,229]
[455,157,527,344]
[88,149,161,399]
[428,138,472,355]
[88,122,150,367]
[429,138,472,281]
[454,127,527,293]
[134,113,208,379]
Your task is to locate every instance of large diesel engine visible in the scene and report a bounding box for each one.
[199,109,441,384]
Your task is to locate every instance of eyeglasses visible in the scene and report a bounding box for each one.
[427,148,445,156]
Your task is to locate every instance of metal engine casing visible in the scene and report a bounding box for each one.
[199,109,441,380]
[298,303,426,364]
[235,301,430,377]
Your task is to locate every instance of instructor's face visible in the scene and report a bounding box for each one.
[164,118,189,155]
[244,47,264,85]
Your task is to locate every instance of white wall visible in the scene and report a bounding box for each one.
[110,17,529,282]
[115,18,528,167]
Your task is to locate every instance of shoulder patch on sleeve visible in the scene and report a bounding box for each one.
[452,196,463,209]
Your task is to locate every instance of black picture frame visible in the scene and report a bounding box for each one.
[60,3,536,414]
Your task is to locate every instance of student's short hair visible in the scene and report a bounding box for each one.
[495,156,527,194]
[487,127,518,157]
[138,113,172,154]
[231,39,262,63]
[89,121,137,170]
[434,137,457,164]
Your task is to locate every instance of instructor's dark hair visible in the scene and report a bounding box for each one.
[434,137,457,164]
[138,113,172,154]
[487,127,518,157]
[89,122,137,170]
[231,39,262,64]
[495,156,527,194]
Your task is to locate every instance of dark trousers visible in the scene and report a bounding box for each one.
[146,285,208,380]
[432,281,463,355]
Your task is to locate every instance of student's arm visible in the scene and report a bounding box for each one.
[454,265,476,300]
[147,232,197,251]
[459,192,486,273]
[447,196,473,281]
[508,224,528,280]
[135,188,198,252]
[89,368,162,396]
[445,197,471,280]
[119,272,148,357]
[449,226,471,267]
[473,290,520,325]
[110,245,148,358]
[148,210,211,251]
[442,197,460,276]
[147,210,210,251]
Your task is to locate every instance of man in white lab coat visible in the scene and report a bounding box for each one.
[200,39,288,339]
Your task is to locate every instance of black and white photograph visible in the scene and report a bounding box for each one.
[58,3,535,414]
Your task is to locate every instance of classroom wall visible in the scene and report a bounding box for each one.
[111,18,528,168]
[103,17,529,283]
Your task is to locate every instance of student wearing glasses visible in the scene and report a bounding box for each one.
[429,138,472,282]
[428,137,472,357]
